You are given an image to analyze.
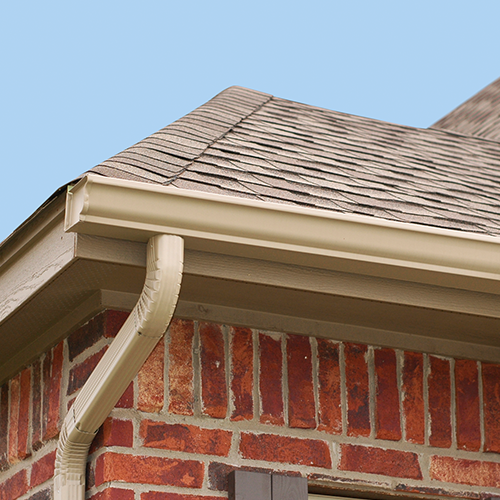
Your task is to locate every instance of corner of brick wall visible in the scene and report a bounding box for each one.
[0,310,129,500]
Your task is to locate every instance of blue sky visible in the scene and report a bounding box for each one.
[1,1,499,242]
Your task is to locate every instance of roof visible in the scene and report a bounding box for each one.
[3,83,500,382]
[431,77,500,141]
[87,85,500,237]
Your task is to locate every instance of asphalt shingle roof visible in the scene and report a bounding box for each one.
[88,85,500,237]
[431,77,500,142]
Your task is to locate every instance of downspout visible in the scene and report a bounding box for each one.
[54,234,184,500]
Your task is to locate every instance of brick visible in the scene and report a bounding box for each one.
[317,339,341,434]
[27,489,52,500]
[44,341,64,440]
[142,493,222,500]
[31,360,43,451]
[89,488,135,500]
[168,319,195,415]
[230,327,253,421]
[141,420,232,456]
[115,381,134,408]
[482,362,500,453]
[30,450,56,488]
[259,333,284,425]
[208,462,301,492]
[428,356,452,448]
[345,343,370,437]
[0,384,8,470]
[402,351,424,444]
[95,452,204,488]
[339,444,422,479]
[67,347,107,396]
[8,374,20,464]
[105,310,130,338]
[66,310,127,366]
[239,432,331,468]
[287,334,315,429]
[430,455,500,488]
[67,312,106,361]
[138,338,165,412]
[0,469,28,500]
[374,348,401,441]
[17,368,31,460]
[200,322,227,418]
[90,417,134,454]
[455,359,480,451]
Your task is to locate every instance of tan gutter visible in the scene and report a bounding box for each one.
[65,174,500,293]
[54,234,184,499]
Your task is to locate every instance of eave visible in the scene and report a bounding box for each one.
[1,173,500,382]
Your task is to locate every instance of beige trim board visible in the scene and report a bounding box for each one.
[2,224,500,383]
[65,174,500,293]
[5,283,500,383]
[184,250,500,319]
[0,214,75,326]
[0,195,66,269]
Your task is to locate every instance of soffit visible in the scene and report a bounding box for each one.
[2,228,500,383]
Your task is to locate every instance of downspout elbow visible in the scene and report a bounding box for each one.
[54,234,184,500]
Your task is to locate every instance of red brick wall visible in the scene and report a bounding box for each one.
[1,311,500,499]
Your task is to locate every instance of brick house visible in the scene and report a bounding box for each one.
[1,79,500,500]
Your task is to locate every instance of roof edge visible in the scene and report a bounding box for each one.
[65,174,500,293]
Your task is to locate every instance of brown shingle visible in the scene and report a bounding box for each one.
[431,78,500,141]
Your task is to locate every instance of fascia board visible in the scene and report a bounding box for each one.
[65,174,500,291]
[0,195,66,269]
